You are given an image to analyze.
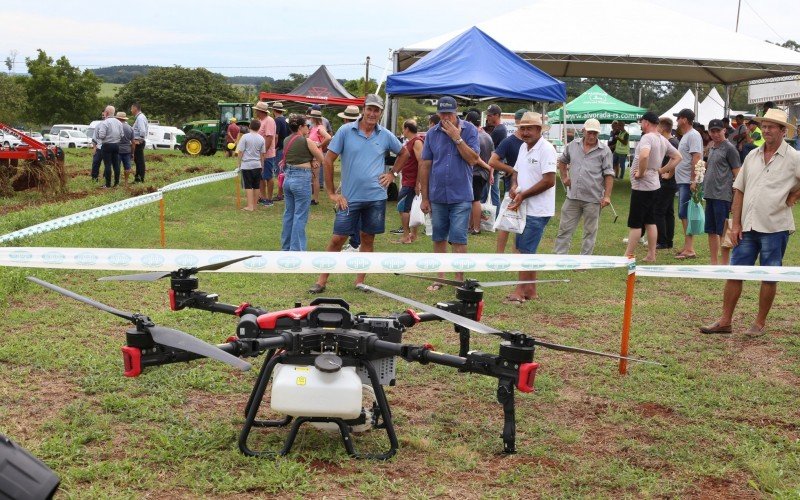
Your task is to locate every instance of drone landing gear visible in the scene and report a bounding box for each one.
[239,353,399,460]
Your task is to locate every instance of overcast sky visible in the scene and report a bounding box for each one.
[3,0,798,81]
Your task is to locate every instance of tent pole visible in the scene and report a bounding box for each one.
[724,85,731,119]
[694,83,700,117]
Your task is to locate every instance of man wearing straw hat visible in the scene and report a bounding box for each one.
[253,101,277,206]
[701,108,800,337]
[271,102,289,201]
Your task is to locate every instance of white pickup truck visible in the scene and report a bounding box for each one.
[52,129,91,148]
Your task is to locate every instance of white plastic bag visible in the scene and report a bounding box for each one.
[424,213,433,236]
[493,194,527,234]
[480,199,496,233]
[409,194,425,228]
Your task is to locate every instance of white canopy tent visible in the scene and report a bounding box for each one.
[660,90,697,122]
[396,0,800,85]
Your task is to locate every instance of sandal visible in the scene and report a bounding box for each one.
[744,324,766,337]
[426,283,445,292]
[308,283,326,294]
[699,321,732,334]
[675,253,697,260]
[503,296,526,305]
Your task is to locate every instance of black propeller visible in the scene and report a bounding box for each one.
[98,254,260,282]
[396,273,569,288]
[358,284,664,367]
[27,277,251,371]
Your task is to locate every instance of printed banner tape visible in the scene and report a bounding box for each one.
[637,265,800,282]
[159,170,238,193]
[0,191,163,243]
[0,248,631,274]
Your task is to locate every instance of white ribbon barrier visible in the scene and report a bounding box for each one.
[637,265,800,282]
[159,170,238,193]
[0,170,240,243]
[0,192,164,243]
[0,248,631,274]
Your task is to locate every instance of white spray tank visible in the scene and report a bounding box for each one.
[270,353,363,419]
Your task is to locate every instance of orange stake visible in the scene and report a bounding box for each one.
[619,258,636,375]
[159,197,166,248]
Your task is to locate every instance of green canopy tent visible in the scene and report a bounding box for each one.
[547,85,647,124]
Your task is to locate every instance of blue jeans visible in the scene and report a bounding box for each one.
[430,201,471,244]
[677,183,691,220]
[91,148,102,180]
[731,231,789,269]
[281,167,313,251]
[333,200,386,236]
[119,152,132,171]
[614,153,628,178]
[516,216,551,254]
[480,171,502,216]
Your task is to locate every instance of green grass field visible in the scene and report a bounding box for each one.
[1,149,798,498]
[98,83,122,101]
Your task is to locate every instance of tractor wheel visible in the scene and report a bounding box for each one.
[181,131,210,156]
[203,132,219,156]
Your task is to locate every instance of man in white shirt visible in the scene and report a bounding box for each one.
[505,112,556,303]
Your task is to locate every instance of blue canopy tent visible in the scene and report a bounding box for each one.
[386,27,566,103]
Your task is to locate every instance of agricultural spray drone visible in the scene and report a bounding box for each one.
[28,256,662,460]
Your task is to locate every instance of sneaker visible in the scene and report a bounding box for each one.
[262,200,274,207]
[341,244,360,253]
[310,200,319,206]
[390,227,404,234]
[258,198,267,204]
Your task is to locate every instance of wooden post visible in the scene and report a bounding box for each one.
[235,173,241,209]
[619,258,636,375]
[159,197,166,248]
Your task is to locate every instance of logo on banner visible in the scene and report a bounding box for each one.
[108,253,132,266]
[244,256,267,269]
[141,253,165,268]
[277,256,302,270]
[486,258,510,271]
[42,251,65,264]
[9,250,32,262]
[75,252,98,266]
[312,256,337,270]
[415,257,441,271]
[589,260,616,269]
[209,254,234,265]
[346,257,371,271]
[176,254,199,267]
[452,258,476,271]
[522,258,546,270]
[556,259,580,270]
[381,257,406,271]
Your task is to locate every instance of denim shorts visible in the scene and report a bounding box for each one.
[516,216,551,254]
[677,183,691,220]
[261,157,275,180]
[731,231,789,270]
[431,201,471,244]
[397,186,415,213]
[704,198,731,235]
[332,200,386,236]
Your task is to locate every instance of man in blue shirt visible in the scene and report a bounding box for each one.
[418,96,480,283]
[308,94,406,293]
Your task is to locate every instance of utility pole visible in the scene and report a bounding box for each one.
[364,56,370,96]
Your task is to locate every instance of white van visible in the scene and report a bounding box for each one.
[47,124,89,145]
[146,124,185,150]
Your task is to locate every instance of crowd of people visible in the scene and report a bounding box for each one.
[225,95,799,333]
[90,103,149,188]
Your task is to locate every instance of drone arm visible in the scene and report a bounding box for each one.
[170,290,266,317]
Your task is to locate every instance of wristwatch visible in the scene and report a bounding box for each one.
[392,171,399,178]
[454,138,464,145]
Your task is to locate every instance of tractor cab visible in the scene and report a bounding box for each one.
[179,102,253,157]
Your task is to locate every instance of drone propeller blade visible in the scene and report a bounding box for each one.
[479,279,570,287]
[98,271,172,282]
[396,273,569,288]
[533,339,666,366]
[357,284,502,335]
[394,273,465,287]
[99,255,260,281]
[28,277,136,323]
[147,325,251,371]
[195,255,260,272]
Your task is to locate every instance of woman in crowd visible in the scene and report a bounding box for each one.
[307,109,331,205]
[280,114,326,251]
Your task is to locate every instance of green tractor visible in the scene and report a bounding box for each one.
[178,102,253,156]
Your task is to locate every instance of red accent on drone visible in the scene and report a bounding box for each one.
[168,289,177,311]
[475,300,485,322]
[256,306,317,329]
[405,308,421,325]
[234,303,251,316]
[121,346,142,377]
[517,362,539,393]
[422,343,434,351]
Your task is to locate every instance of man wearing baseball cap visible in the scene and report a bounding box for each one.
[701,108,800,336]
[308,93,406,294]
[624,111,681,262]
[554,118,615,255]
[483,104,508,209]
[418,96,480,284]
[702,119,741,265]
[672,108,704,259]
